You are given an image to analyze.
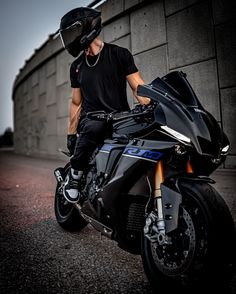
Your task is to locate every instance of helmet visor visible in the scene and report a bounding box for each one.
[59,21,83,48]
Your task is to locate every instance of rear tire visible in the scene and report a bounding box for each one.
[141,181,236,292]
[54,164,87,231]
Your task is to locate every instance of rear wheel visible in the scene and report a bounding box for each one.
[141,181,236,292]
[54,165,87,231]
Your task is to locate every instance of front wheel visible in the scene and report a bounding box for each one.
[141,181,236,292]
[54,165,87,231]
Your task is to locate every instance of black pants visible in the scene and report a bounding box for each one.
[71,118,112,171]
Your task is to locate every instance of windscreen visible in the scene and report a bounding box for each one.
[151,71,203,108]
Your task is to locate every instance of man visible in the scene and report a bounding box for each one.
[59,7,150,203]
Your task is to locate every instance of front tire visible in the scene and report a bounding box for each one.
[54,165,87,231]
[141,181,236,292]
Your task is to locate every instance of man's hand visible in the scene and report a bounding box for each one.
[67,134,77,155]
[131,100,155,114]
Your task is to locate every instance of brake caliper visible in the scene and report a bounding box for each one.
[144,211,170,245]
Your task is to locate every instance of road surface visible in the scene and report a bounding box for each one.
[0,150,235,293]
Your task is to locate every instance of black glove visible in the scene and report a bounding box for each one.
[132,101,156,113]
[67,134,77,155]
[131,104,144,114]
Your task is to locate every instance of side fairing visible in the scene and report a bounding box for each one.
[98,139,177,215]
[95,142,126,175]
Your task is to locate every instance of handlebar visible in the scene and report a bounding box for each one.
[86,103,156,123]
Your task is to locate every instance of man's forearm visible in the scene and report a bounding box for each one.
[127,72,150,105]
[68,101,81,134]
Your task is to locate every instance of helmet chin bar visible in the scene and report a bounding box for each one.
[67,28,101,57]
[66,37,88,57]
[80,29,99,44]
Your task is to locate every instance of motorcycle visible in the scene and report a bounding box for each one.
[54,71,236,291]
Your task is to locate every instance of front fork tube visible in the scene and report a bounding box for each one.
[186,159,194,173]
[153,159,193,225]
[144,160,167,244]
[154,160,165,228]
[153,161,166,242]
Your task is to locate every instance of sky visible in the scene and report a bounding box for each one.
[0,0,92,135]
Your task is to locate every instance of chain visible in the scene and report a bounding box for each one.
[85,42,104,67]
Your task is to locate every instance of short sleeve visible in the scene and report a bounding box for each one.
[117,47,138,76]
[70,60,81,88]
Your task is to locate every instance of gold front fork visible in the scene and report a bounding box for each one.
[154,160,164,198]
[153,160,165,235]
[186,160,194,173]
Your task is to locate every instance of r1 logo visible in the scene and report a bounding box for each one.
[124,147,162,161]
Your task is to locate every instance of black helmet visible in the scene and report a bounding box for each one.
[59,7,102,57]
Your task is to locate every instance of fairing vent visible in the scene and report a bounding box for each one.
[126,202,146,232]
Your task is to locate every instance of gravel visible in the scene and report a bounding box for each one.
[1,151,236,294]
[0,151,153,294]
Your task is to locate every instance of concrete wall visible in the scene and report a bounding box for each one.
[13,0,236,167]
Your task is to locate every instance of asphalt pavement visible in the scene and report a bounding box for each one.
[0,150,235,294]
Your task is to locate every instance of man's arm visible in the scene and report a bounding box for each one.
[127,71,150,105]
[68,88,82,134]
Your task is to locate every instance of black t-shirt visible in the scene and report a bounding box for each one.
[70,43,138,114]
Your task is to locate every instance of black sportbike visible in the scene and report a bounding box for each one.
[54,71,235,291]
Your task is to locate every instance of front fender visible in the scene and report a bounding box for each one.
[160,184,182,234]
[160,176,215,234]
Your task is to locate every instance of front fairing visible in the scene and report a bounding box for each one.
[137,71,229,158]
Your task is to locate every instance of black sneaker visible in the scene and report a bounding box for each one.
[63,171,81,203]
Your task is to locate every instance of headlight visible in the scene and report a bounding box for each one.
[221,144,230,154]
[161,126,191,143]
